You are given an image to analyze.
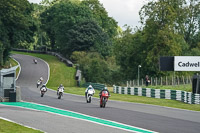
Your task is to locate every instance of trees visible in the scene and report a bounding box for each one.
[82,0,118,39]
[40,0,115,57]
[56,20,111,57]
[114,0,200,80]
[71,51,120,85]
[0,0,35,66]
[139,0,187,75]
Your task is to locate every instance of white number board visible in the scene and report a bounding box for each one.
[174,56,200,71]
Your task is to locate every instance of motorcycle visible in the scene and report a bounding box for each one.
[100,91,109,108]
[37,80,42,88]
[57,87,64,99]
[40,87,47,97]
[86,89,94,103]
[33,59,37,64]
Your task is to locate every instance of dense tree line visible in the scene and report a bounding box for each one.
[0,0,35,66]
[114,0,200,81]
[1,0,199,85]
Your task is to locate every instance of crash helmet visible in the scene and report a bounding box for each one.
[42,84,46,87]
[40,77,43,81]
[104,87,108,90]
[88,85,93,89]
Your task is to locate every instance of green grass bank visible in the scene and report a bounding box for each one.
[0,119,43,133]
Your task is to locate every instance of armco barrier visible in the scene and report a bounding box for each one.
[82,82,105,90]
[13,49,73,67]
[113,86,200,104]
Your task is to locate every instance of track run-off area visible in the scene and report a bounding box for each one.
[1,54,200,133]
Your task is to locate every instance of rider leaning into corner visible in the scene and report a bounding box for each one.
[85,85,95,98]
[99,87,110,98]
[57,84,64,95]
[40,84,47,92]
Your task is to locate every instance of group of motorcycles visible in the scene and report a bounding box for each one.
[38,82,110,107]
[37,78,64,99]
[85,87,110,108]
[33,58,110,107]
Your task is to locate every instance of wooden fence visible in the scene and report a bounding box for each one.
[127,76,192,87]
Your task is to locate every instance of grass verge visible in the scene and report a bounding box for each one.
[12,51,200,111]
[9,58,20,77]
[0,119,43,133]
[147,84,192,92]
[0,58,20,78]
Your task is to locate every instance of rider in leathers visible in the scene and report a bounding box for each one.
[57,84,64,95]
[99,87,110,98]
[85,85,95,98]
[40,84,47,92]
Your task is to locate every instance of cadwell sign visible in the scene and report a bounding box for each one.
[174,56,200,71]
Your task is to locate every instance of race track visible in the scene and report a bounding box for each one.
[1,54,200,133]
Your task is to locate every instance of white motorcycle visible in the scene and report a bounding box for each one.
[57,87,64,99]
[86,89,95,103]
[40,87,47,97]
[33,59,37,64]
[37,80,42,88]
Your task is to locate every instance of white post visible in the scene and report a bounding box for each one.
[138,65,141,86]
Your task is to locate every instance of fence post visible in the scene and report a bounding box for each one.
[161,77,162,86]
[151,77,152,86]
[166,76,168,85]
[142,79,143,86]
[182,75,185,85]
[156,77,157,86]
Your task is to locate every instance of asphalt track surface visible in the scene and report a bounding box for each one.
[1,54,200,133]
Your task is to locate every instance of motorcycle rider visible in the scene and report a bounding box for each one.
[57,84,64,95]
[33,59,37,64]
[37,77,43,88]
[40,77,43,82]
[40,84,47,92]
[85,85,95,98]
[99,87,110,98]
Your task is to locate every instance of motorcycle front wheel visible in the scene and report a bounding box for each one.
[58,92,62,99]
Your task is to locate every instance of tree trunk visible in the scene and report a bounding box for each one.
[0,41,4,67]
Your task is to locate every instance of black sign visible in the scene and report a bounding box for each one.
[159,57,174,71]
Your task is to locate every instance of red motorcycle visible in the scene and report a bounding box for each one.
[100,91,109,108]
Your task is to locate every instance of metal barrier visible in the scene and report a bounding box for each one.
[82,82,105,90]
[13,49,73,67]
[113,86,200,104]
